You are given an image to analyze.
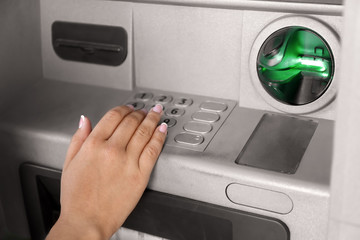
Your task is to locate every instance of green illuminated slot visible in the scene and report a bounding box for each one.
[257,27,334,105]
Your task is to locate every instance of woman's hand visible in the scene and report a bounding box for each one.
[47,104,167,240]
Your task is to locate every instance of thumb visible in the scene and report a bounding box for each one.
[64,115,92,170]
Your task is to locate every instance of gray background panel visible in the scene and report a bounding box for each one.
[0,0,354,239]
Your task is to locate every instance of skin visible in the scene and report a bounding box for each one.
[47,104,167,240]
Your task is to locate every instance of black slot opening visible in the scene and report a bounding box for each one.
[36,176,61,234]
[52,21,128,66]
[20,163,289,240]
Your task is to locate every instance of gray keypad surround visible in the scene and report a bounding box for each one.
[126,88,236,151]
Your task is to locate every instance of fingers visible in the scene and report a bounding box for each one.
[125,104,163,161]
[138,123,167,176]
[65,104,166,175]
[90,105,134,140]
[64,115,92,170]
[108,110,147,147]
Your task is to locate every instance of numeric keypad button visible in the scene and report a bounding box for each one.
[165,107,185,117]
[174,97,193,107]
[135,92,153,101]
[161,118,177,128]
[145,104,166,112]
[153,95,173,104]
[127,101,145,110]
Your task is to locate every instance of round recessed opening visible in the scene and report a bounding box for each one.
[256,26,335,106]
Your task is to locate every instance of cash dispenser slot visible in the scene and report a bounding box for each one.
[20,164,289,240]
[52,21,127,66]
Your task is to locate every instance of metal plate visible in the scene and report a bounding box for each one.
[236,113,318,174]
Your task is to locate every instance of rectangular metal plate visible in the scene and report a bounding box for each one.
[236,113,318,174]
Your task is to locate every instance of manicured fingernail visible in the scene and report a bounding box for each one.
[159,122,168,133]
[79,115,85,129]
[126,104,135,110]
[152,104,163,113]
[141,108,148,114]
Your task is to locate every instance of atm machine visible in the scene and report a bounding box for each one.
[0,0,359,239]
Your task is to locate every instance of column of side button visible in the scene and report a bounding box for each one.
[177,101,229,146]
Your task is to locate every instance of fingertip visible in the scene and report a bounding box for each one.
[126,104,135,111]
[152,124,167,147]
[78,115,92,132]
[151,104,163,114]
[159,122,168,134]
[65,115,92,170]
[72,115,92,147]
[140,108,148,114]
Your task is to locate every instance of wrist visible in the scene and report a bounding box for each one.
[47,215,107,240]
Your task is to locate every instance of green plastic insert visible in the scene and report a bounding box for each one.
[257,26,334,105]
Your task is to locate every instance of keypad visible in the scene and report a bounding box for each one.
[126,89,236,151]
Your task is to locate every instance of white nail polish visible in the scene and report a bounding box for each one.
[159,122,168,133]
[79,115,85,129]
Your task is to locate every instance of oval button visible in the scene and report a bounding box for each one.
[192,111,220,123]
[184,121,212,134]
[226,183,293,214]
[175,133,204,145]
[200,101,228,112]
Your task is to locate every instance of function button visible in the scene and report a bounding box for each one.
[161,118,177,128]
[153,95,173,104]
[165,107,185,117]
[135,92,153,101]
[127,101,145,110]
[184,121,212,134]
[174,97,193,107]
[192,111,220,123]
[200,101,228,112]
[175,133,204,145]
